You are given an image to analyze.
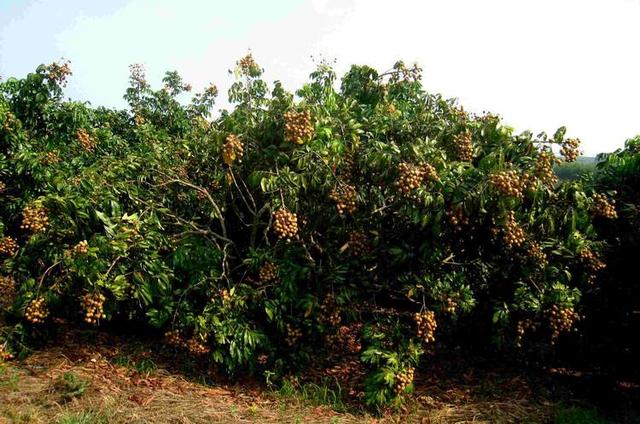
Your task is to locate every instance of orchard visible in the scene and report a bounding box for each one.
[0,56,631,409]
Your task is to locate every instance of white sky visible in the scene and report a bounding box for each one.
[2,0,640,155]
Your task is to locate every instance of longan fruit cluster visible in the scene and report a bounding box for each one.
[0,181,5,193]
[21,203,49,233]
[220,288,232,305]
[443,297,457,314]
[521,171,538,191]
[591,193,617,219]
[25,296,48,324]
[164,329,183,347]
[325,359,364,384]
[134,113,146,126]
[515,319,538,347]
[257,353,269,365]
[284,110,313,145]
[578,249,606,273]
[340,153,355,181]
[186,337,210,356]
[238,53,259,76]
[446,206,469,232]
[2,112,16,132]
[348,230,370,256]
[535,151,558,188]
[452,131,474,162]
[549,305,579,343]
[489,170,523,198]
[43,151,60,165]
[419,163,439,182]
[46,60,72,87]
[0,343,14,361]
[329,184,357,215]
[285,324,303,346]
[560,138,581,162]
[395,367,415,394]
[326,323,363,354]
[0,275,16,309]
[81,292,106,325]
[273,208,298,241]
[528,241,548,268]
[395,162,423,196]
[222,134,244,165]
[76,128,97,152]
[319,294,341,327]
[503,212,526,248]
[0,236,18,256]
[259,262,279,283]
[73,240,89,256]
[413,310,437,343]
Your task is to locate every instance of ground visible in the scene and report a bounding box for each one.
[0,329,635,424]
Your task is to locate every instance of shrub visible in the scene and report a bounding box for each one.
[0,57,610,408]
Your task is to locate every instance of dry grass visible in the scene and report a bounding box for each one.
[0,330,564,423]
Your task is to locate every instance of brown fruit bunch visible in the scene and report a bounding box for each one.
[186,336,210,356]
[46,60,72,87]
[284,110,314,145]
[164,329,184,347]
[81,292,106,325]
[528,241,548,268]
[238,53,259,76]
[2,112,17,132]
[25,296,49,324]
[348,230,370,256]
[319,294,341,327]
[0,236,19,256]
[0,343,14,362]
[521,171,538,191]
[443,297,457,314]
[72,240,89,256]
[549,305,579,343]
[503,212,526,248]
[452,131,474,162]
[273,208,298,242]
[560,138,581,162]
[42,151,60,165]
[340,153,355,181]
[446,206,469,232]
[515,318,538,347]
[396,162,422,196]
[222,134,244,165]
[395,367,415,394]
[257,353,269,365]
[76,128,97,152]
[0,181,6,193]
[578,249,606,273]
[535,150,558,188]
[21,203,49,233]
[489,170,523,198]
[325,322,363,355]
[134,113,146,126]
[285,324,303,346]
[591,193,617,219]
[329,184,357,215]
[0,275,16,309]
[259,262,279,283]
[396,162,439,197]
[413,310,437,343]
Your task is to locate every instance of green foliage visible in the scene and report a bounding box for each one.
[554,406,610,424]
[0,57,613,409]
[53,371,90,402]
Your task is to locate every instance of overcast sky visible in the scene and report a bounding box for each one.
[2,0,639,155]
